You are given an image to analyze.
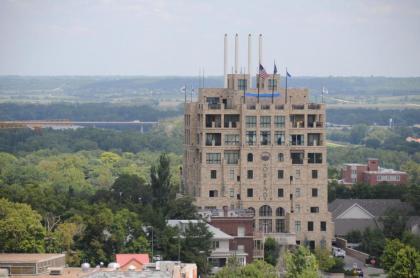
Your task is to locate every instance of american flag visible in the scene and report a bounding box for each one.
[259,64,269,79]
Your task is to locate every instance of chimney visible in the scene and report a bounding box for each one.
[224,34,228,88]
[235,33,239,74]
[248,34,252,87]
[367,158,379,171]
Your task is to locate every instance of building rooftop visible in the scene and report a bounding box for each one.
[329,199,414,218]
[0,253,64,263]
[365,167,407,174]
[167,220,233,240]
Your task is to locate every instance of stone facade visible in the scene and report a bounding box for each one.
[183,73,333,250]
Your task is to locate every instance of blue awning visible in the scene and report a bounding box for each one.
[245,92,281,98]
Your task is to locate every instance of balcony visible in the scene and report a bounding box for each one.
[261,104,270,110]
[308,133,322,146]
[247,104,256,110]
[292,104,305,110]
[205,115,221,128]
[205,133,222,146]
[308,103,321,110]
[208,103,221,110]
[275,105,284,110]
[290,115,305,128]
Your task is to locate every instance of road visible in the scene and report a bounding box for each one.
[344,255,386,277]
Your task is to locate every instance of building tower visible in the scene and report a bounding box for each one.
[183,34,333,252]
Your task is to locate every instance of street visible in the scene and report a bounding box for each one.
[344,255,387,277]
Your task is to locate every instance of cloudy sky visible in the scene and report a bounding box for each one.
[1,0,419,76]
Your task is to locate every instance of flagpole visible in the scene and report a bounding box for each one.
[271,61,275,104]
[257,67,260,103]
[285,67,288,104]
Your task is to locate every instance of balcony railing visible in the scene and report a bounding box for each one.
[292,104,305,110]
[308,121,323,128]
[261,104,270,110]
[247,104,256,110]
[308,103,321,110]
[275,105,284,110]
[208,103,221,109]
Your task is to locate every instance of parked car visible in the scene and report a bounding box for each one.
[332,246,346,258]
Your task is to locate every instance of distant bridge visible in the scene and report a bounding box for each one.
[0,120,159,133]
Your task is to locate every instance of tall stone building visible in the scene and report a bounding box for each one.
[183,34,333,250]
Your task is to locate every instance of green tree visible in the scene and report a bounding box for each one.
[315,248,335,271]
[380,209,409,239]
[215,260,277,278]
[360,228,386,257]
[285,246,319,278]
[0,198,46,252]
[349,124,368,144]
[381,239,405,272]
[264,237,280,266]
[150,153,173,210]
[388,246,420,278]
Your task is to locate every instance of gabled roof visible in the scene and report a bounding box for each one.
[329,199,414,219]
[167,219,233,240]
[116,254,150,267]
[336,203,375,219]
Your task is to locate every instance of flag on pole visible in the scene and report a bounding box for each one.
[286,70,291,78]
[273,63,278,75]
[259,64,269,79]
[322,86,328,94]
[180,86,186,93]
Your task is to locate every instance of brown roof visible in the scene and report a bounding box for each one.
[0,253,64,263]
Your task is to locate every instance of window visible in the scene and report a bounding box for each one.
[206,133,221,146]
[308,221,314,231]
[308,153,322,164]
[312,170,318,179]
[278,170,284,179]
[276,207,285,217]
[312,188,318,197]
[310,207,319,213]
[224,134,240,145]
[260,131,271,145]
[205,114,221,127]
[225,151,240,164]
[295,188,301,197]
[309,241,315,250]
[247,188,253,198]
[259,219,272,233]
[295,169,301,179]
[295,221,301,232]
[210,170,217,179]
[260,116,271,128]
[238,79,247,90]
[295,204,301,213]
[246,116,256,128]
[321,221,327,231]
[246,131,256,145]
[275,219,285,233]
[247,153,253,162]
[247,170,254,179]
[229,188,234,197]
[268,79,277,90]
[308,133,321,146]
[274,116,285,128]
[224,115,239,128]
[206,153,221,164]
[209,190,218,197]
[212,241,220,249]
[278,188,284,197]
[291,151,304,164]
[238,226,245,236]
[278,153,284,162]
[275,131,285,145]
[290,134,305,145]
[259,205,272,217]
[229,169,235,180]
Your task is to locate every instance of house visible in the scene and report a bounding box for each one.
[0,254,65,275]
[167,220,247,272]
[329,199,414,237]
[340,158,408,185]
[199,208,257,263]
[115,254,150,271]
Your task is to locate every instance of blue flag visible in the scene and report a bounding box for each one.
[286,71,291,78]
[274,63,277,75]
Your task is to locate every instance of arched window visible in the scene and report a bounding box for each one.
[247,153,253,162]
[259,205,272,217]
[247,207,255,217]
[276,207,285,217]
